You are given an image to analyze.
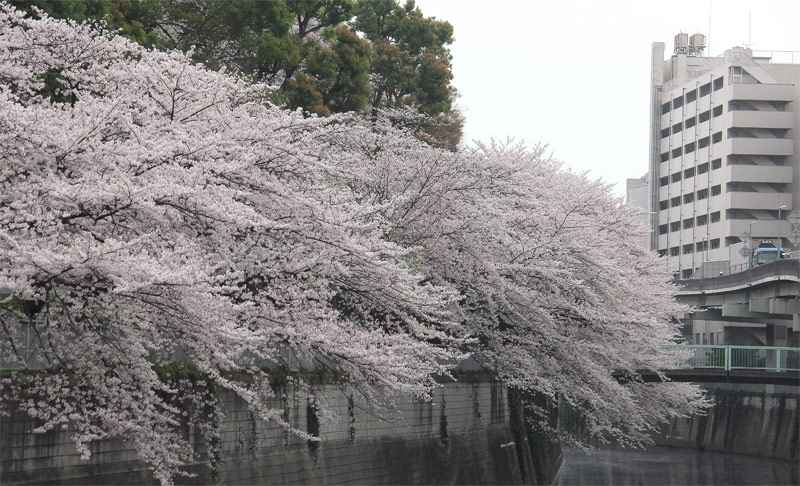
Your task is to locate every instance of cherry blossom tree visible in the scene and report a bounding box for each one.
[321,120,708,447]
[0,5,464,483]
[1,5,706,484]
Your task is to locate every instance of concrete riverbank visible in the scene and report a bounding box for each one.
[656,383,799,461]
[1,375,562,485]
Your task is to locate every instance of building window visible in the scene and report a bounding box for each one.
[684,142,695,154]
[767,155,788,166]
[697,188,708,200]
[711,211,720,223]
[712,131,722,143]
[699,110,710,123]
[725,208,759,219]
[713,76,723,91]
[711,185,721,196]
[659,200,669,210]
[770,101,787,111]
[729,66,757,84]
[729,101,754,111]
[698,136,709,149]
[700,83,711,97]
[684,167,695,179]
[697,214,708,226]
[771,129,789,139]
[727,182,759,193]
[712,105,723,117]
[661,127,670,138]
[659,224,668,235]
[686,89,697,103]
[683,193,694,204]
[728,127,750,138]
[670,246,680,257]
[671,221,680,232]
[696,240,707,252]
[671,172,681,183]
[683,243,694,254]
[671,196,681,208]
[697,162,709,174]
[662,101,671,114]
[685,116,696,129]
[660,176,669,186]
[672,147,682,158]
[673,97,684,110]
[683,218,694,229]
[710,238,720,249]
[660,152,669,163]
[711,158,721,170]
[672,122,683,134]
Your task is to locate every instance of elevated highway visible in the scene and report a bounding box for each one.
[675,260,800,346]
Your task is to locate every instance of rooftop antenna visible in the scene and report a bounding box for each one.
[708,0,712,55]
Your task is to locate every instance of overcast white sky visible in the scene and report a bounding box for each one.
[414,0,800,198]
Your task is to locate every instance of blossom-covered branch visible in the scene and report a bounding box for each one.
[0,4,705,483]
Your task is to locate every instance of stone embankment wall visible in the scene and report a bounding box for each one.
[656,385,799,460]
[1,376,562,485]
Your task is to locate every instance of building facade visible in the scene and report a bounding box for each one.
[648,34,799,279]
[625,174,650,250]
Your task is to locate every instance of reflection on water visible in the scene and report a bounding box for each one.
[554,446,799,486]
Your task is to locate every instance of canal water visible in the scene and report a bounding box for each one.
[553,446,799,485]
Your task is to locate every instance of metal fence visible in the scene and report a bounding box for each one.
[662,344,800,372]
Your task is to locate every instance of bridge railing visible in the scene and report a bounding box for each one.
[662,345,800,372]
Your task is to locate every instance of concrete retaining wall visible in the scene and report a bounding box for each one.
[657,385,799,460]
[1,378,562,485]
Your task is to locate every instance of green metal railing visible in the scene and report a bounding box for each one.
[661,345,800,372]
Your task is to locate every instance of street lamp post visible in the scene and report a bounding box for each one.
[777,205,787,248]
[748,221,757,269]
[701,235,708,280]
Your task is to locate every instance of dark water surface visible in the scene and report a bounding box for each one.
[553,446,799,486]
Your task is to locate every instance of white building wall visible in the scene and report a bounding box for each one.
[648,43,799,279]
[626,175,650,250]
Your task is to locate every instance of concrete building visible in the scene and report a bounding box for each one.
[647,33,800,279]
[625,174,650,250]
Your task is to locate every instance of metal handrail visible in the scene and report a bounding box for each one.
[661,344,800,372]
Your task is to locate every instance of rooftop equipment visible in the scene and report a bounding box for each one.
[674,32,705,56]
[674,32,689,53]
[689,33,706,55]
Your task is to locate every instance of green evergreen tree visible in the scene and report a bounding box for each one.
[11,0,461,145]
[353,0,461,148]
